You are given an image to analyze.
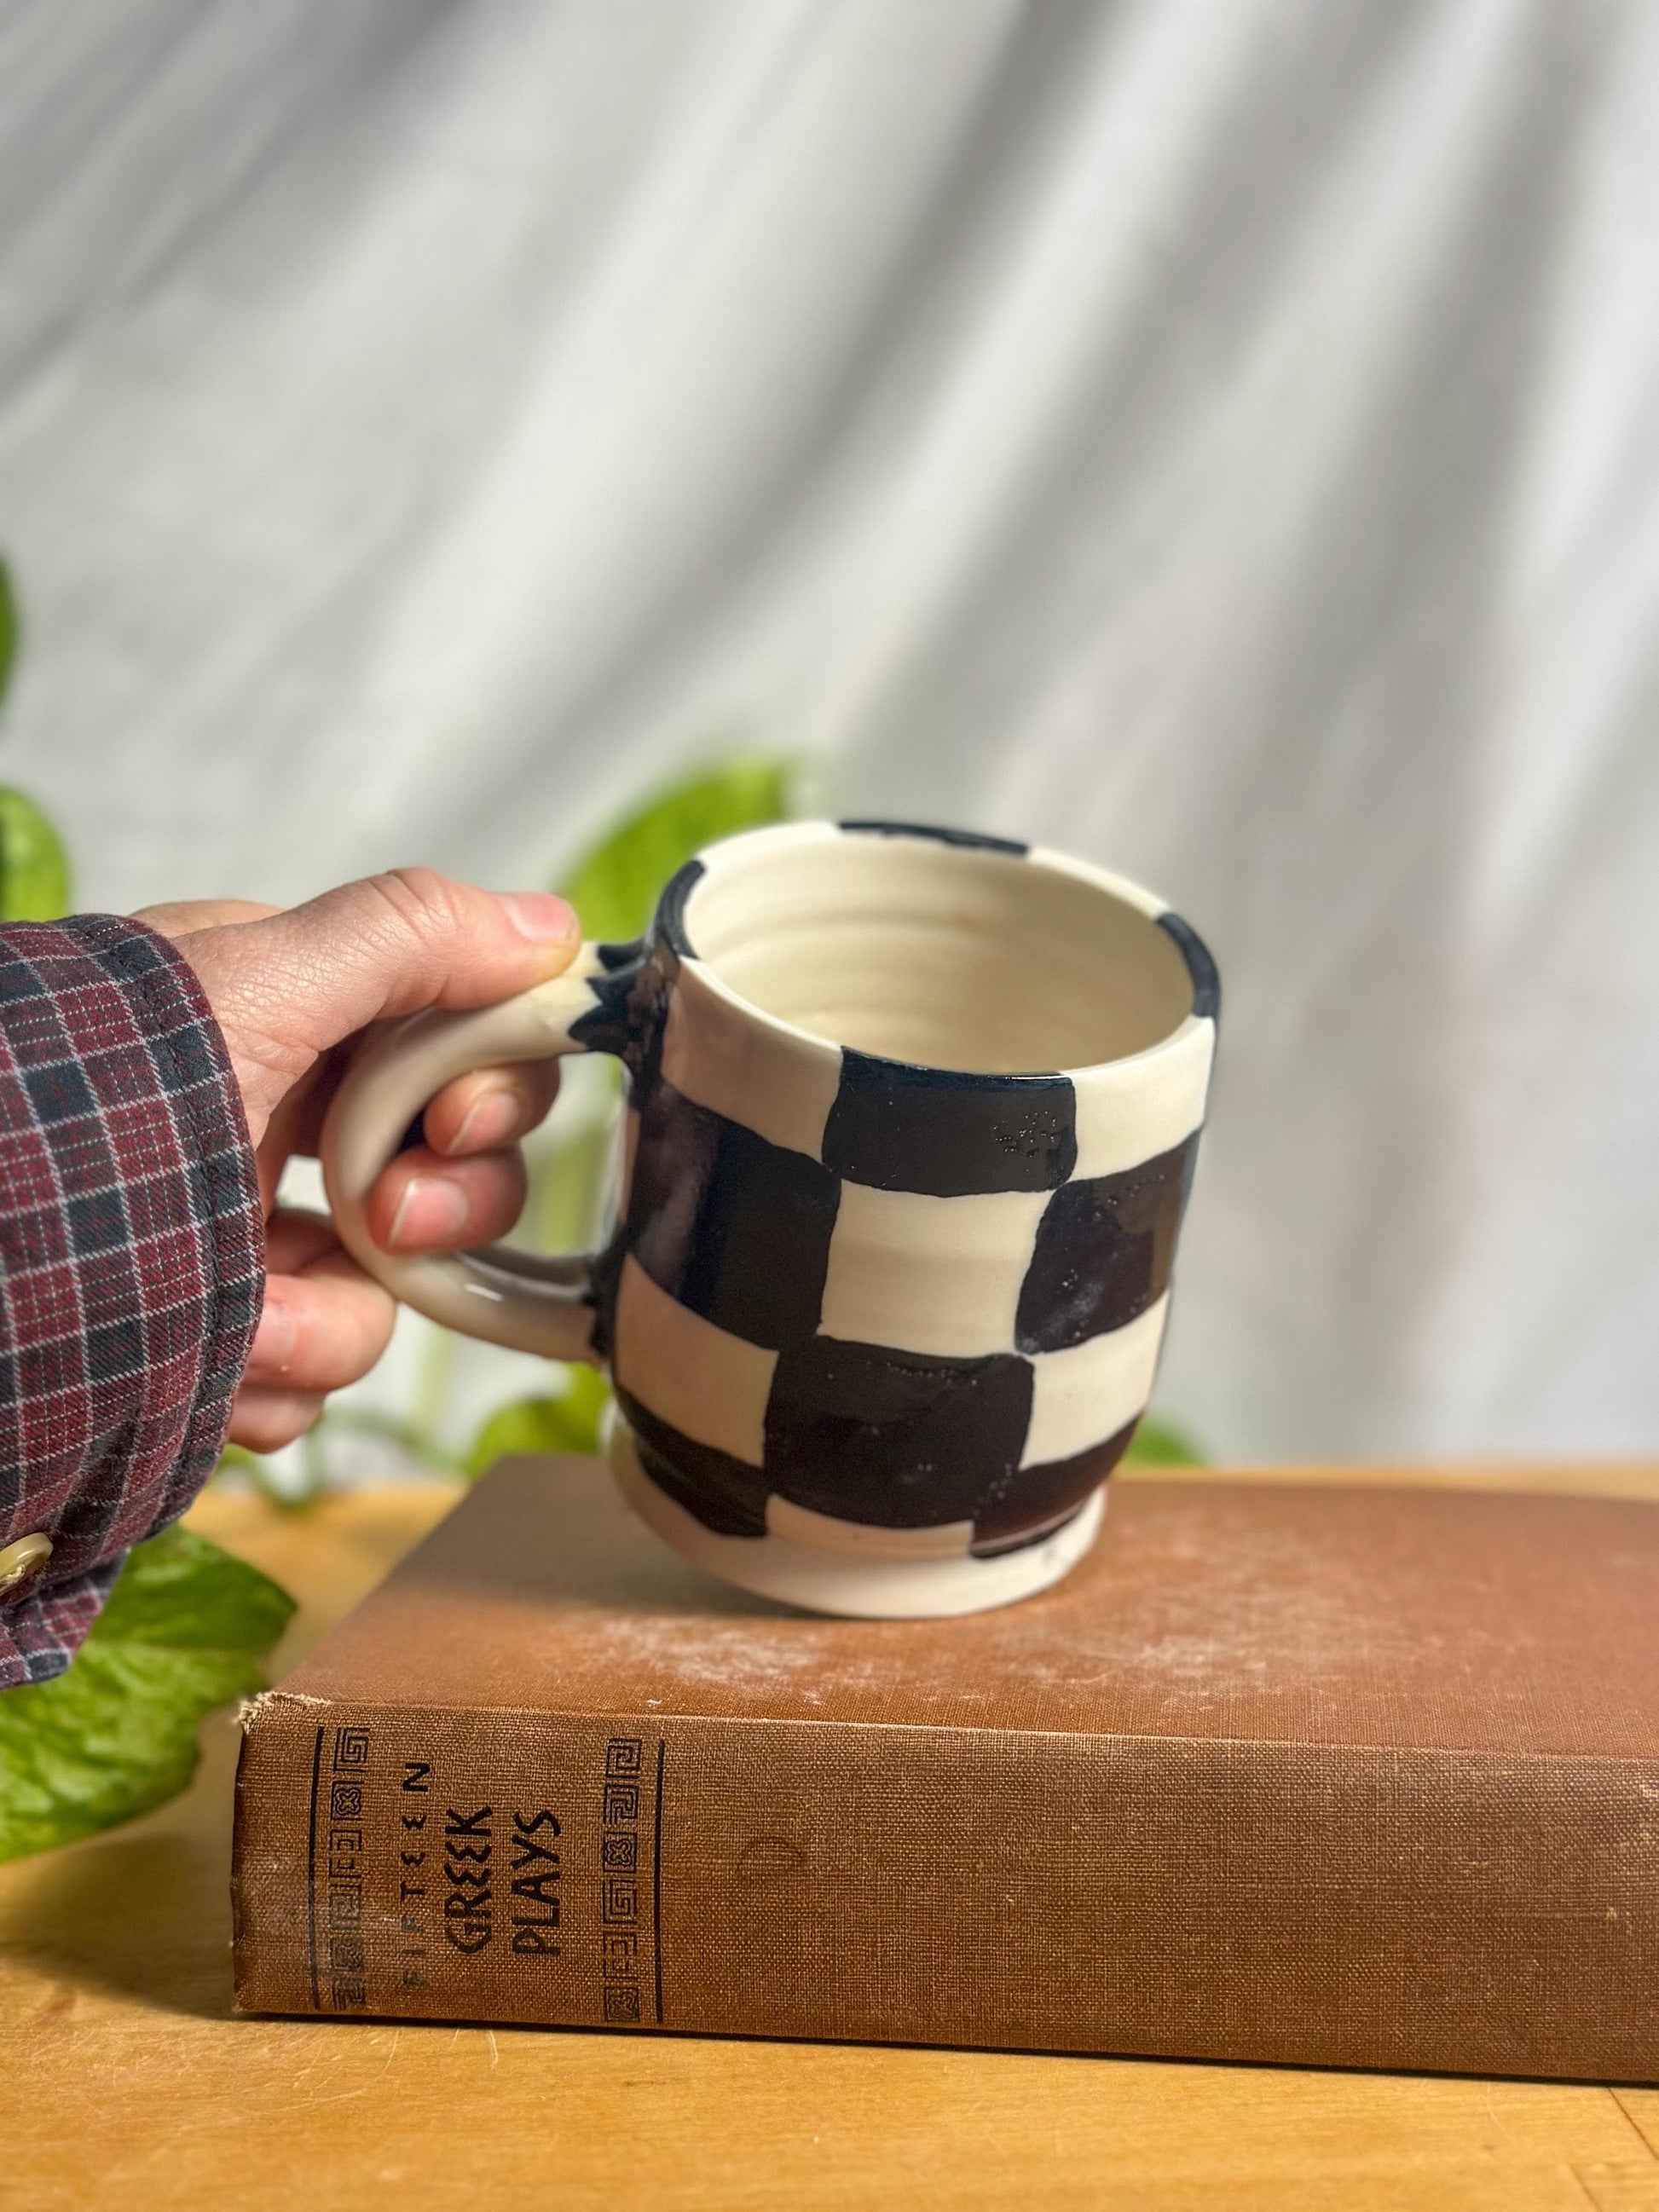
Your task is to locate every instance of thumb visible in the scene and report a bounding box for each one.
[176,868,581,1136]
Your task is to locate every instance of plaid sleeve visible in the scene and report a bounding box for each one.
[0,916,263,1687]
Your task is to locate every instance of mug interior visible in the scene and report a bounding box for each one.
[679,828,1194,1075]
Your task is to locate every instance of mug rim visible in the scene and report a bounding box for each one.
[651,817,1218,1084]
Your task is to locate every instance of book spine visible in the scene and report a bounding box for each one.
[232,1696,1659,2079]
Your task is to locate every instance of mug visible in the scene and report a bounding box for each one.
[320,820,1218,1618]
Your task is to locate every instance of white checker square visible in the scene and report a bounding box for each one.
[659,959,843,1161]
[817,1181,1050,1358]
[1020,1293,1169,1468]
[1069,1018,1214,1181]
[611,1254,776,1465]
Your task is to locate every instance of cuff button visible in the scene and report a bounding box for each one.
[0,1533,54,1603]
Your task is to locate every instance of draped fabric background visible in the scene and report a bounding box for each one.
[2,0,1656,1463]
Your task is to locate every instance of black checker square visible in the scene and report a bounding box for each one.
[969,1419,1138,1555]
[626,1079,840,1351]
[763,1337,1033,1528]
[616,1388,771,1538]
[1157,910,1221,1022]
[822,1054,1078,1198]
[1015,1134,1199,1354]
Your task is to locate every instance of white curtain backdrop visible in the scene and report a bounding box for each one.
[3,0,1656,1462]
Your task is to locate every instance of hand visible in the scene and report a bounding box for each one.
[136,870,580,1452]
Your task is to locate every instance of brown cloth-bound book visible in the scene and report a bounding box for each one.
[232,1457,1659,2080]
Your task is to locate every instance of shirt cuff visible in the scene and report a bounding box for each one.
[0,915,264,1686]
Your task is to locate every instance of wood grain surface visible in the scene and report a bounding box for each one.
[2,1464,1656,2212]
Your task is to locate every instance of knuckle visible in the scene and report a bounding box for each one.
[366,867,468,952]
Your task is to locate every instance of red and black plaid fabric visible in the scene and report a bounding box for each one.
[0,916,263,1687]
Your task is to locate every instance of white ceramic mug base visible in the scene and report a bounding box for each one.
[610,1421,1107,1620]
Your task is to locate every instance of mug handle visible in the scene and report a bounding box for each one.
[319,943,639,1362]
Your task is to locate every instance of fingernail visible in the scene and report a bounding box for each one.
[501,892,579,945]
[388,1175,471,1250]
[447,1089,520,1155]
[251,1301,297,1374]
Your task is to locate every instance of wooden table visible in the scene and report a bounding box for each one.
[3,1468,1658,2212]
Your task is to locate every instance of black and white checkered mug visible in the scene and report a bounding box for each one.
[321,821,1218,1618]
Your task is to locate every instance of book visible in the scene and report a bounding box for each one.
[232,1456,1659,2081]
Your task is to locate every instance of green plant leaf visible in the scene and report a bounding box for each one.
[0,559,15,714]
[0,785,71,920]
[560,758,795,944]
[1123,1414,1209,1468]
[464,1366,612,1478]
[0,1525,296,1862]
[92,1524,295,1650]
